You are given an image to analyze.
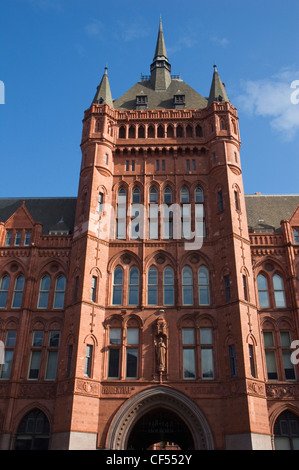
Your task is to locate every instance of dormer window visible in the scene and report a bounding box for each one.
[136,94,148,110]
[174,93,185,109]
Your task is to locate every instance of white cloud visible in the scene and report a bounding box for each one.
[236,69,299,141]
[27,0,63,12]
[85,19,105,38]
[211,35,229,47]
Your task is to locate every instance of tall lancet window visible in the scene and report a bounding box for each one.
[116,188,126,239]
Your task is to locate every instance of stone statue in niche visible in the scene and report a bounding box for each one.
[154,316,168,382]
[155,336,167,371]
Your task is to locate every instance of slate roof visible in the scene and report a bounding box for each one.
[0,195,298,236]
[113,78,208,110]
[245,194,299,232]
[0,198,77,235]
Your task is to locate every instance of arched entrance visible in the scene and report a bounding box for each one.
[106,386,214,450]
[127,407,194,450]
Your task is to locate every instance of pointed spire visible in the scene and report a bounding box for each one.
[208,64,229,106]
[150,18,171,91]
[154,17,168,61]
[93,66,114,108]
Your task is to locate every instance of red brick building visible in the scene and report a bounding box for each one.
[0,20,299,450]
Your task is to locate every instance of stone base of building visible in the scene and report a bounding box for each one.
[225,433,272,450]
[50,431,97,450]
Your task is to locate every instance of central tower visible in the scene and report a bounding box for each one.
[53,19,271,450]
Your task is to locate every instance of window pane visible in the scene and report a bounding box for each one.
[280,331,291,347]
[0,350,14,379]
[258,291,269,308]
[6,331,16,347]
[126,349,138,378]
[33,332,44,347]
[148,267,158,305]
[201,348,214,378]
[274,291,286,308]
[164,267,174,306]
[200,328,212,345]
[84,345,93,377]
[29,351,41,379]
[180,187,189,203]
[49,331,60,347]
[195,187,204,203]
[129,268,139,305]
[282,351,296,380]
[263,331,274,347]
[182,328,195,345]
[109,328,121,345]
[257,274,267,290]
[164,188,172,204]
[183,349,195,378]
[0,275,10,308]
[182,267,193,305]
[127,328,138,345]
[45,351,58,380]
[149,188,158,203]
[108,349,120,378]
[12,291,23,309]
[265,350,278,380]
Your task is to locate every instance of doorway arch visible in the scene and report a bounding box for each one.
[106,386,214,450]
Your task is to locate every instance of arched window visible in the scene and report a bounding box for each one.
[132,187,141,203]
[0,275,10,308]
[198,266,210,305]
[14,409,50,450]
[119,126,126,139]
[12,275,25,308]
[167,125,174,138]
[176,125,183,138]
[157,125,164,138]
[180,187,189,203]
[163,266,174,306]
[196,125,203,137]
[128,267,139,306]
[149,188,158,239]
[195,187,204,203]
[112,267,123,305]
[195,186,206,238]
[147,266,158,305]
[53,275,66,309]
[163,187,172,204]
[138,125,145,138]
[182,267,193,305]
[129,125,136,138]
[116,188,126,239]
[273,274,286,308]
[257,274,269,308]
[38,275,50,309]
[181,187,191,239]
[274,411,299,450]
[149,187,158,203]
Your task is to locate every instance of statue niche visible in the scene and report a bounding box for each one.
[154,316,168,382]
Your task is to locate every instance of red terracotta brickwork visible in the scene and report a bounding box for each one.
[0,21,299,450]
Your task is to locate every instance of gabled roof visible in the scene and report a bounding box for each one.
[0,198,77,234]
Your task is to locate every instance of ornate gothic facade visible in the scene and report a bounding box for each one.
[0,20,299,450]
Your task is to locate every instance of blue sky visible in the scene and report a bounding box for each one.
[0,0,298,197]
